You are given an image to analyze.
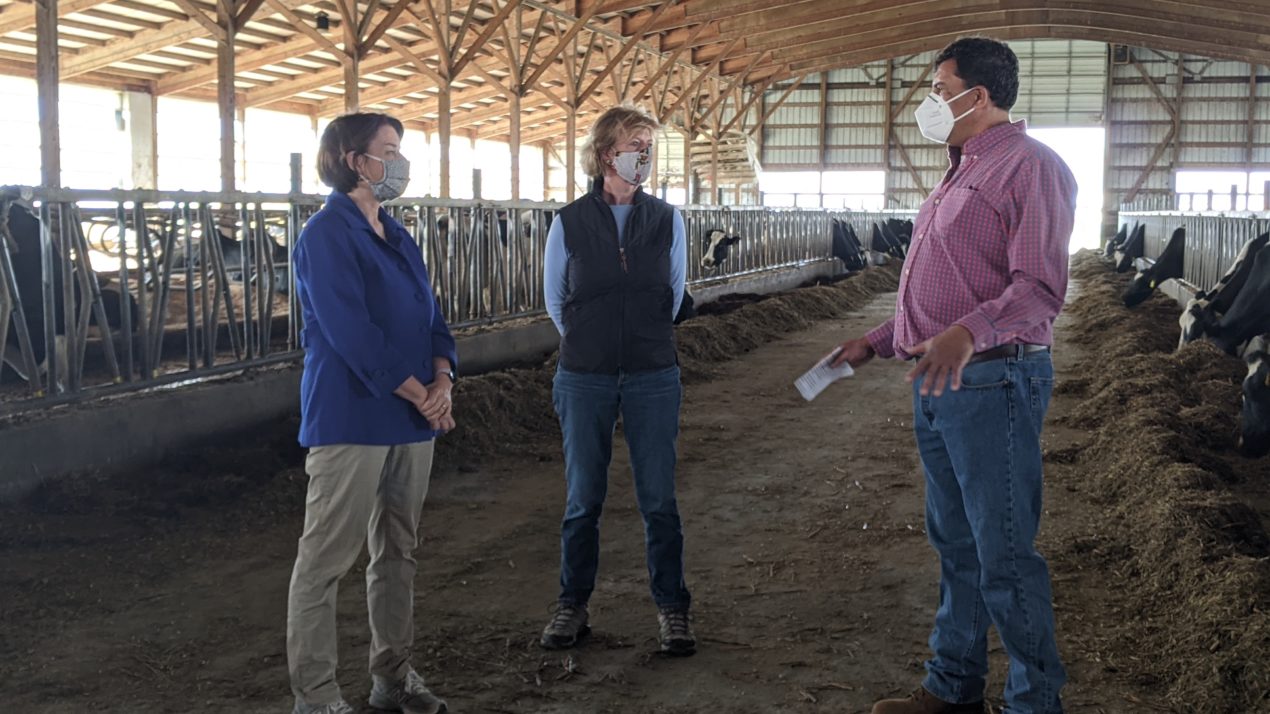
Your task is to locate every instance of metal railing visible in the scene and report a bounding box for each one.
[1117,210,1269,294]
[0,184,914,411]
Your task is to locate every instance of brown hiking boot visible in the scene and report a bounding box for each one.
[871,686,985,714]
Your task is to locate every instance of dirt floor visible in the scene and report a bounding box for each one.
[1,260,1268,713]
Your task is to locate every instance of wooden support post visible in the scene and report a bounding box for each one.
[1172,57,1183,172]
[818,71,827,171]
[510,91,521,200]
[542,141,551,201]
[882,59,893,205]
[217,0,236,192]
[566,112,577,202]
[649,133,658,194]
[439,85,451,198]
[344,55,360,112]
[343,1,360,112]
[682,126,692,204]
[36,0,61,187]
[1248,64,1258,176]
[710,131,719,206]
[1102,45,1116,226]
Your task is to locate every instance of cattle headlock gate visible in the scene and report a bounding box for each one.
[0,185,915,412]
[1118,211,1270,297]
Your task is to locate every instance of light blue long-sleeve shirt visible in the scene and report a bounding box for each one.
[543,204,687,334]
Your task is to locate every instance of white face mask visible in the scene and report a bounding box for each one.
[611,146,652,186]
[914,87,979,144]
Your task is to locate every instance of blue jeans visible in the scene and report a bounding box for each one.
[912,351,1066,714]
[552,365,691,610]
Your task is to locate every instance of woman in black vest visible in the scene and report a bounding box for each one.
[538,104,695,656]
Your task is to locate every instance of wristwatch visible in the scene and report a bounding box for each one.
[437,367,457,383]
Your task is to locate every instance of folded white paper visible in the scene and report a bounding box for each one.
[795,347,855,401]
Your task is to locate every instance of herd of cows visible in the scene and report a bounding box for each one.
[1105,221,1270,457]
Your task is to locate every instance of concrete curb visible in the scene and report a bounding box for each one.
[0,262,846,501]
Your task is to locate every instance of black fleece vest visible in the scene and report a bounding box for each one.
[557,179,677,374]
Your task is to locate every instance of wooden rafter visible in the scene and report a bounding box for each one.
[167,0,227,43]
[578,0,675,102]
[451,0,522,77]
[660,35,739,122]
[747,73,805,136]
[362,0,416,55]
[521,0,600,92]
[10,0,1270,153]
[720,74,770,135]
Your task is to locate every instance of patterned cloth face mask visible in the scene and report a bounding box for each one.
[362,153,411,202]
[611,146,652,186]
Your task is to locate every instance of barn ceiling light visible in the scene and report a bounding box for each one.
[315,11,330,30]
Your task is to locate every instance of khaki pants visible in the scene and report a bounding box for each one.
[286,440,435,705]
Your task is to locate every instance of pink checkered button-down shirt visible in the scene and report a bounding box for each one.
[866,120,1077,360]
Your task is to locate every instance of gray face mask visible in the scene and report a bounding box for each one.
[362,153,410,202]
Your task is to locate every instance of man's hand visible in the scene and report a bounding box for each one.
[905,325,975,397]
[830,337,875,369]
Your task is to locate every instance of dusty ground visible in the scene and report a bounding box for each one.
[1,267,1266,713]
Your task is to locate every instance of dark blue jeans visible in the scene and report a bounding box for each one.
[552,365,691,610]
[912,351,1066,714]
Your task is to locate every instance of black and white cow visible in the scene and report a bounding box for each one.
[1239,334,1270,458]
[1,201,137,385]
[1104,223,1129,259]
[884,218,914,253]
[830,219,867,272]
[1115,223,1146,273]
[700,228,741,270]
[1198,240,1270,355]
[869,222,905,261]
[1179,232,1269,346]
[1123,226,1184,308]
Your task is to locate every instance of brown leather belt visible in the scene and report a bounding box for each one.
[966,343,1049,365]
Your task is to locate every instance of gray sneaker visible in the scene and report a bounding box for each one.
[657,607,696,656]
[369,670,447,714]
[292,699,355,714]
[539,601,590,650]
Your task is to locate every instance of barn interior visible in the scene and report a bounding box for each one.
[1,1,1269,712]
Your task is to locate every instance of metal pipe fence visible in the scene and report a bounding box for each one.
[0,184,914,411]
[1118,210,1269,293]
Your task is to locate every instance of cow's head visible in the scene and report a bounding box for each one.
[1178,298,1213,348]
[1105,223,1128,258]
[1240,339,1270,457]
[701,228,741,269]
[1123,226,1184,308]
[1122,272,1157,308]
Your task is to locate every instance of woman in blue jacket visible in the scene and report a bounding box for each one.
[286,112,455,714]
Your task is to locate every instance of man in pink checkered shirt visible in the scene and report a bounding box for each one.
[834,38,1077,714]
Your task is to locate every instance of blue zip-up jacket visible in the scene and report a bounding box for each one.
[293,192,458,447]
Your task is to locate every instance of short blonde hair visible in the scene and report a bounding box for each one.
[580,104,660,178]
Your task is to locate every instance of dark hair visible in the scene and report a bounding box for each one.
[316,112,404,193]
[934,37,1019,111]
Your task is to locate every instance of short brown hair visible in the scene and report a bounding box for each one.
[580,104,660,178]
[317,112,404,193]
